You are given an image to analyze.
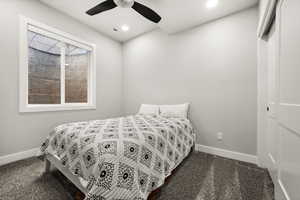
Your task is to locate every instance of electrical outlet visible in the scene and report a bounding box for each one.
[217,132,223,141]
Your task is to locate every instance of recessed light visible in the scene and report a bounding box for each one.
[206,0,218,9]
[121,24,130,32]
[113,27,118,32]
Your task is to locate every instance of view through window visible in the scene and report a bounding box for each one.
[20,17,95,112]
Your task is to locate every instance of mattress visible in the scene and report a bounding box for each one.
[39,114,195,200]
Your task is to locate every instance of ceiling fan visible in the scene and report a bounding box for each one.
[86,0,161,23]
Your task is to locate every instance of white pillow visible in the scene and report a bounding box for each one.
[159,103,189,118]
[138,104,159,115]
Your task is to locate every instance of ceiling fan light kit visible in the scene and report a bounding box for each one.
[113,0,134,8]
[86,0,162,24]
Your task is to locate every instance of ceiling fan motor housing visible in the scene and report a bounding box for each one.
[113,0,134,8]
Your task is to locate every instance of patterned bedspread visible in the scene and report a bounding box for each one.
[40,114,195,200]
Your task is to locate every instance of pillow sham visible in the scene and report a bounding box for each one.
[159,103,189,118]
[138,104,160,115]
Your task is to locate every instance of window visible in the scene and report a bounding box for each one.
[19,16,96,112]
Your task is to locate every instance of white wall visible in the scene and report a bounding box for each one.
[0,0,123,156]
[259,0,269,21]
[0,2,259,158]
[123,7,258,155]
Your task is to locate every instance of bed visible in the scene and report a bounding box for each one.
[40,114,195,200]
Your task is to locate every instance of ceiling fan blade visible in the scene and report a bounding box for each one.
[86,0,117,16]
[132,1,161,23]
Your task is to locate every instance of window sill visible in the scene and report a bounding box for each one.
[19,104,96,113]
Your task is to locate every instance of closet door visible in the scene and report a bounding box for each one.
[277,0,300,199]
[266,22,279,184]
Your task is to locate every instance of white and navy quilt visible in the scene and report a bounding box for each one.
[40,114,195,200]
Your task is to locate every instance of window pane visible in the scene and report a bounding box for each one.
[65,44,89,103]
[28,31,61,104]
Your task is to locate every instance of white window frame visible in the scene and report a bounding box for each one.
[19,16,96,113]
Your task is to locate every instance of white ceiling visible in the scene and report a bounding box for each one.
[40,0,258,42]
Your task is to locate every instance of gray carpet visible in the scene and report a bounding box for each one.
[0,152,274,200]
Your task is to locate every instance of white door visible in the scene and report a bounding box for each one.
[259,0,300,199]
[276,0,300,199]
[266,21,279,184]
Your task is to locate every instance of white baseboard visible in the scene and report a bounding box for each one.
[195,144,258,165]
[0,148,40,166]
